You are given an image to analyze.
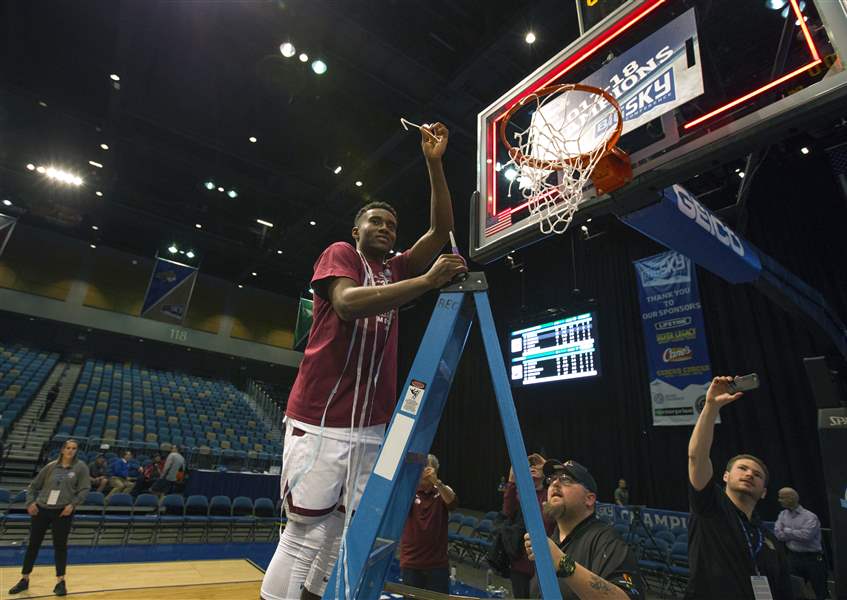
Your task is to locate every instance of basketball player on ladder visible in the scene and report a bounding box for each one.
[260,122,467,600]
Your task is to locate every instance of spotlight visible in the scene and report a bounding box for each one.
[2,199,11,207]
[100,143,109,150]
[238,284,244,289]
[280,42,296,58]
[249,136,257,143]
[186,250,195,259]
[95,191,103,197]
[204,181,215,190]
[38,100,47,107]
[333,165,342,175]
[91,225,99,230]
[195,223,202,229]
[110,73,120,81]
[299,53,309,62]
[227,190,238,198]
[525,32,536,44]
[256,218,274,228]
[800,147,810,155]
[355,181,363,187]
[168,244,178,254]
[89,160,103,168]
[36,166,46,173]
[580,225,589,233]
[277,250,283,255]
[44,166,83,186]
[309,220,317,226]
[26,163,35,171]
[738,171,745,178]
[766,0,787,8]
[251,272,257,277]
[217,187,224,192]
[90,244,97,249]
[311,60,327,75]
[504,167,518,182]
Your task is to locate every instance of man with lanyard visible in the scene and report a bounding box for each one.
[686,375,792,600]
[260,122,467,600]
[524,459,645,599]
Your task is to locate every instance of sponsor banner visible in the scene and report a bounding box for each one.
[622,184,763,284]
[634,250,714,426]
[534,8,703,159]
[294,297,314,351]
[141,257,198,325]
[0,214,17,258]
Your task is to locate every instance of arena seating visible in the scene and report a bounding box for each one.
[52,359,282,469]
[0,342,59,437]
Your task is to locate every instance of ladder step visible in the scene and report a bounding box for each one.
[367,538,398,567]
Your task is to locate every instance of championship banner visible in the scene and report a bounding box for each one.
[0,214,17,258]
[293,296,313,351]
[540,7,703,150]
[141,257,198,325]
[622,184,763,284]
[634,250,713,426]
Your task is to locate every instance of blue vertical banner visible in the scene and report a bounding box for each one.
[0,214,17,258]
[633,250,713,426]
[141,257,198,325]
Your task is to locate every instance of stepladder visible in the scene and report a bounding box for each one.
[324,272,562,599]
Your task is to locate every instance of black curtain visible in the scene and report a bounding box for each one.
[399,146,847,526]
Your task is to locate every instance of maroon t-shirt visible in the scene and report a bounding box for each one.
[399,485,458,569]
[285,242,410,428]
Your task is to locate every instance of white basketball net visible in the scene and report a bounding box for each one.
[503,86,620,235]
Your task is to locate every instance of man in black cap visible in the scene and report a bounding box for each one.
[524,459,644,599]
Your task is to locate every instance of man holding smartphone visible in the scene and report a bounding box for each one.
[686,375,792,599]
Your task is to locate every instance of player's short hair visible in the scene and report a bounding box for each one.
[726,454,769,485]
[354,202,398,227]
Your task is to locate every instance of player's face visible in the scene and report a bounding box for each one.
[724,459,767,501]
[353,209,397,256]
[545,473,595,519]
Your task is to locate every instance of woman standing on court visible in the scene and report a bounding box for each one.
[8,438,90,597]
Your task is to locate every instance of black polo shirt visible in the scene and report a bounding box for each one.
[686,481,792,600]
[530,515,645,599]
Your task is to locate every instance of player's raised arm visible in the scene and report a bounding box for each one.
[406,122,455,275]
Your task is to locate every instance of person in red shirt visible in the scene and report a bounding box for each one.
[399,454,458,593]
[261,122,468,600]
[502,453,556,599]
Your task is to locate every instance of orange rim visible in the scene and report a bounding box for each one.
[499,83,624,171]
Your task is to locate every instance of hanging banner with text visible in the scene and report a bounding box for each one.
[634,250,713,426]
[0,214,17,258]
[141,257,198,325]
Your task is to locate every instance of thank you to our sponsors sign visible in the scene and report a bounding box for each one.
[633,250,714,426]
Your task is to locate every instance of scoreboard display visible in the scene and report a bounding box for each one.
[509,312,599,387]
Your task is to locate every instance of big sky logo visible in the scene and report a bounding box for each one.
[636,251,691,288]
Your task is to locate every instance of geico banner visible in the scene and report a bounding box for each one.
[622,184,763,284]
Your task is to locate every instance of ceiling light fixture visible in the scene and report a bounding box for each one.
[227,190,238,198]
[217,186,224,192]
[280,42,296,58]
[95,191,103,197]
[90,244,97,249]
[44,166,83,186]
[525,32,537,44]
[26,163,35,171]
[256,218,274,228]
[195,223,202,229]
[91,225,99,230]
[238,284,244,289]
[249,136,257,143]
[2,199,11,207]
[186,251,195,259]
[168,244,178,254]
[251,272,257,277]
[309,220,316,226]
[311,60,327,75]
[800,146,810,154]
[100,143,109,150]
[277,249,283,255]
[89,160,103,168]
[333,165,342,174]
[204,181,215,190]
[299,53,309,62]
[36,166,46,173]
[355,180,363,187]
[738,171,746,178]
[110,73,120,81]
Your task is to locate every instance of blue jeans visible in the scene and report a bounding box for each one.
[401,566,450,594]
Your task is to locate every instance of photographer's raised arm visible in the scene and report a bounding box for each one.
[688,376,743,491]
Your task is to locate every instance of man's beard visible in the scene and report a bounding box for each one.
[543,499,566,521]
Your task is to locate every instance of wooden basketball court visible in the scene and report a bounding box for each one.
[0,559,263,599]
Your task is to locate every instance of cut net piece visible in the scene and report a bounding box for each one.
[501,85,624,235]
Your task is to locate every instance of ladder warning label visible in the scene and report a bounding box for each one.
[401,380,426,415]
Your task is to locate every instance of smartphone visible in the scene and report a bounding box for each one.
[729,373,759,393]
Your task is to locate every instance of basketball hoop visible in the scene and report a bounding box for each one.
[499,83,632,235]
